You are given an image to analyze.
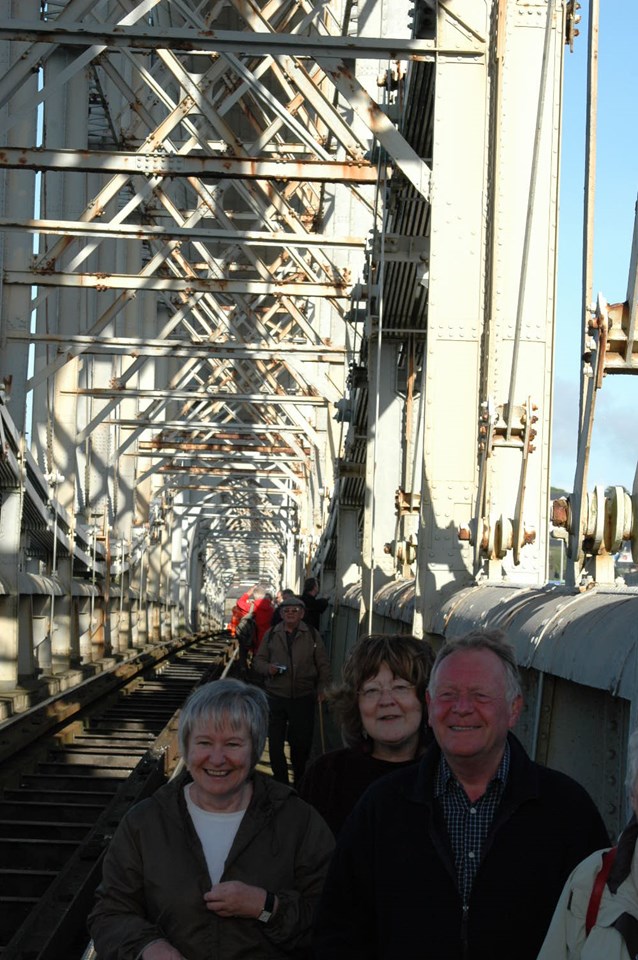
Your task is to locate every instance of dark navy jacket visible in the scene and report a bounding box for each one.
[313,733,609,960]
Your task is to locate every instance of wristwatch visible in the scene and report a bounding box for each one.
[258,891,275,923]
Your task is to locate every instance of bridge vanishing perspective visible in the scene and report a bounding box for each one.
[3,0,638,833]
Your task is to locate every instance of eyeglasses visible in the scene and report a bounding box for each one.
[358,682,416,702]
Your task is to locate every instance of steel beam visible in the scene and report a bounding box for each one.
[7,270,351,298]
[0,147,384,184]
[6,333,346,362]
[106,419,306,433]
[0,19,473,60]
[0,217,366,249]
[65,388,328,403]
[128,451,307,462]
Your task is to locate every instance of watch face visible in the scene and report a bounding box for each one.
[258,909,272,923]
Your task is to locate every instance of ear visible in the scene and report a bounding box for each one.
[508,694,523,728]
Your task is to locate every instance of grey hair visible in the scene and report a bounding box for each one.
[178,678,269,765]
[626,728,638,798]
[428,630,522,704]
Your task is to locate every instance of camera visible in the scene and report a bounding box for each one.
[273,663,288,674]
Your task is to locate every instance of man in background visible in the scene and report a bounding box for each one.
[254,596,330,786]
[301,577,329,631]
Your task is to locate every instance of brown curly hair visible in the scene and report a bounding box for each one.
[329,633,435,749]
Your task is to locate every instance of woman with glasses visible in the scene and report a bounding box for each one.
[297,634,434,835]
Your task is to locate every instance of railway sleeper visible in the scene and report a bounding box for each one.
[0,634,226,959]
[0,819,93,840]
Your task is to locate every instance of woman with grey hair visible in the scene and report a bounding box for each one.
[537,730,638,959]
[89,678,334,960]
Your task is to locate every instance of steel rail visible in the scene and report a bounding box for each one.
[0,632,233,960]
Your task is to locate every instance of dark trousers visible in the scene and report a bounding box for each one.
[267,693,315,785]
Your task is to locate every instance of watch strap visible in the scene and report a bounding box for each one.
[258,890,275,923]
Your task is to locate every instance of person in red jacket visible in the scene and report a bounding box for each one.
[232,584,274,649]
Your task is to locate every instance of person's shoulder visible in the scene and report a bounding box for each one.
[532,758,600,804]
[255,772,335,834]
[124,778,179,828]
[509,736,604,821]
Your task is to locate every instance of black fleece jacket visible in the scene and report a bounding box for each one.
[313,733,608,960]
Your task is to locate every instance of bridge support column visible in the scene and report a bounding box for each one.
[361,340,403,624]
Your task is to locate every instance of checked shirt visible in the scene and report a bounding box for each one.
[434,742,510,909]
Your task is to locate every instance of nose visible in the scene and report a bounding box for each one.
[207,745,227,765]
[377,687,398,705]
[451,692,473,714]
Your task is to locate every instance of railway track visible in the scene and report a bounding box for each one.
[0,631,235,960]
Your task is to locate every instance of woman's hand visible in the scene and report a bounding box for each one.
[204,881,276,919]
[142,940,187,960]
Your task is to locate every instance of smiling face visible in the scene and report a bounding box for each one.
[358,662,424,761]
[426,649,522,774]
[186,717,253,812]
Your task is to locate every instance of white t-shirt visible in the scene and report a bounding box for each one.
[184,783,247,884]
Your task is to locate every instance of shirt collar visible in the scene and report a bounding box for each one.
[434,740,511,798]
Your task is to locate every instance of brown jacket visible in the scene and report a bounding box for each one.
[89,770,334,960]
[253,620,331,698]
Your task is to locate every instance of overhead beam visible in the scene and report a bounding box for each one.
[159,466,302,476]
[7,333,346,362]
[107,419,307,433]
[157,483,301,493]
[7,270,350,298]
[0,19,478,61]
[129,451,307,462]
[64,388,328,403]
[0,217,366,249]
[0,146,384,184]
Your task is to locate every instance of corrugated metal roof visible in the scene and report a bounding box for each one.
[436,583,638,699]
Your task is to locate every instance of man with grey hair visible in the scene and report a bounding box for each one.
[314,630,608,960]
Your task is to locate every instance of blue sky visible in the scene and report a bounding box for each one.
[551,1,637,493]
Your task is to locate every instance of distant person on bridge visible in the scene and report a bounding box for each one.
[253,595,330,786]
[298,633,434,835]
[232,583,274,649]
[88,678,334,960]
[301,577,329,631]
[270,588,296,629]
[313,630,609,960]
[538,726,638,960]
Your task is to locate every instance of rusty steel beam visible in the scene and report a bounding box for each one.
[64,387,327,403]
[0,146,384,183]
[0,217,366,249]
[108,419,307,433]
[139,441,303,454]
[6,333,346,362]
[165,484,298,493]
[0,19,459,60]
[7,270,350,298]
[158,466,303,477]
[127,451,307,461]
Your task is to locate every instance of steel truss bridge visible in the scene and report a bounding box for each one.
[2,0,638,836]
